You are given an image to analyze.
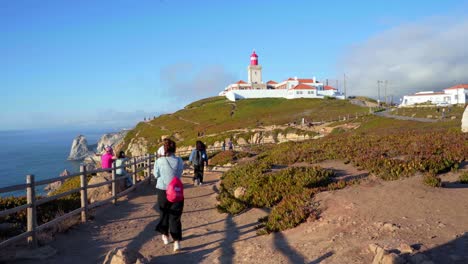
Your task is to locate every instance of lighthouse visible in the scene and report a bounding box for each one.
[247,50,263,85]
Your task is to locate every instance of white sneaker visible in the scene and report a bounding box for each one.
[161,234,169,245]
[173,241,181,252]
[198,182,203,186]
[194,179,199,186]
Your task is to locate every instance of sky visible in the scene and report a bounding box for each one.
[2,0,468,130]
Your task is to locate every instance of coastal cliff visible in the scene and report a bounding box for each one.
[96,131,128,153]
[67,135,92,160]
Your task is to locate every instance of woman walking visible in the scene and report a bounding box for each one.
[189,141,208,186]
[153,139,184,252]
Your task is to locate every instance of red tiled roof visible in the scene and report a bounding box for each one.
[286,78,316,83]
[235,80,247,84]
[444,84,468,90]
[267,80,278,84]
[324,85,337,90]
[292,83,316,90]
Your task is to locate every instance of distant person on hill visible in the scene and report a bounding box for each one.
[115,151,132,188]
[189,141,208,186]
[222,141,226,151]
[157,138,170,158]
[228,140,233,150]
[101,145,115,170]
[153,139,184,252]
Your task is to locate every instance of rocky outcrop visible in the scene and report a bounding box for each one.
[68,135,92,160]
[126,137,148,157]
[96,131,128,153]
[462,106,468,132]
[44,169,70,195]
[87,172,126,203]
[103,247,147,264]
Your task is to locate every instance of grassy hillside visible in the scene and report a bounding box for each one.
[123,96,370,152]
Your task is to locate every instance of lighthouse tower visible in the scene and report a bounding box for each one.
[247,50,263,85]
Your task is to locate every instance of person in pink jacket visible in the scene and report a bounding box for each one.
[101,145,115,169]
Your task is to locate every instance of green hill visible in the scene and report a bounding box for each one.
[123,96,370,152]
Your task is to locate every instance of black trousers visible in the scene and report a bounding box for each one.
[155,188,184,241]
[193,165,204,183]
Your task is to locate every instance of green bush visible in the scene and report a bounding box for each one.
[459,172,468,184]
[423,173,441,187]
[218,161,334,232]
[210,150,252,166]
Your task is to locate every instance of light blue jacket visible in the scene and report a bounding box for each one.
[153,155,184,190]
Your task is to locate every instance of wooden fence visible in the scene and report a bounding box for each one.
[0,112,371,249]
[0,153,156,249]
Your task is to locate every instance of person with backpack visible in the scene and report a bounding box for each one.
[115,151,132,188]
[153,139,184,252]
[189,141,208,186]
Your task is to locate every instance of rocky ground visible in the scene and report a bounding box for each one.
[8,161,468,264]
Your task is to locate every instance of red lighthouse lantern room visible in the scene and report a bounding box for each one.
[250,50,258,66]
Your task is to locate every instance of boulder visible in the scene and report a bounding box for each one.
[103,247,147,264]
[44,169,70,195]
[96,131,128,154]
[369,244,405,264]
[87,172,126,204]
[68,135,92,160]
[234,187,246,199]
[236,137,248,146]
[462,106,468,132]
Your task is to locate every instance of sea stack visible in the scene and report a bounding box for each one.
[462,106,468,133]
[68,135,91,160]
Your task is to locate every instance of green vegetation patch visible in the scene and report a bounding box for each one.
[209,150,252,166]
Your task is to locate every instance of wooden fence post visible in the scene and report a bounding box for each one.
[26,174,37,248]
[80,165,88,223]
[147,154,152,184]
[112,162,117,205]
[132,157,137,185]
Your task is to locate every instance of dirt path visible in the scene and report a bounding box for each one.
[13,162,468,264]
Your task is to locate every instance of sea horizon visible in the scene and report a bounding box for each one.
[0,128,120,197]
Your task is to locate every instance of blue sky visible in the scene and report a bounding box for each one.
[2,0,468,130]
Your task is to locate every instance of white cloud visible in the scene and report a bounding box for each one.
[340,18,468,101]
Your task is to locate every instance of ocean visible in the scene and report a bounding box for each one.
[0,129,110,197]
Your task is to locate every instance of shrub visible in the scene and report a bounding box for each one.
[210,150,251,166]
[459,172,468,184]
[423,173,441,187]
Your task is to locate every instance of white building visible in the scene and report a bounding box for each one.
[219,51,345,101]
[399,84,468,107]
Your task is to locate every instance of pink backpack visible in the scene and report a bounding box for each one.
[166,176,184,202]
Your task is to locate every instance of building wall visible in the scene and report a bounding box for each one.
[226,90,288,101]
[248,65,262,84]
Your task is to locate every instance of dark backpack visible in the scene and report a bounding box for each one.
[193,150,203,166]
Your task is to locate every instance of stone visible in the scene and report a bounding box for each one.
[383,222,400,232]
[237,137,248,146]
[369,244,405,264]
[234,187,247,199]
[462,106,468,132]
[87,172,125,203]
[102,247,147,264]
[399,243,414,254]
[68,135,92,160]
[15,245,57,260]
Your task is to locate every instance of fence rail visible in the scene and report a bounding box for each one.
[0,112,372,249]
[0,153,156,249]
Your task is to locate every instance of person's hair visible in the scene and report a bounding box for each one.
[118,151,125,159]
[164,139,176,155]
[196,140,205,151]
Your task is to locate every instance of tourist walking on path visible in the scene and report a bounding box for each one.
[101,145,115,169]
[115,151,132,188]
[228,140,233,150]
[189,141,208,186]
[222,141,226,151]
[153,139,184,252]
